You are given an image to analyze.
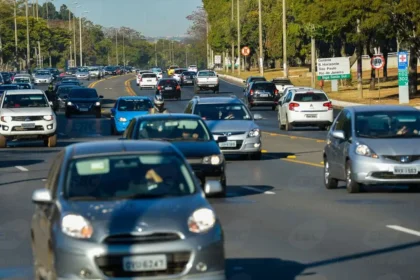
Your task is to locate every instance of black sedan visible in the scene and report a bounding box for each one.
[55,85,83,111]
[181,71,197,86]
[65,88,103,118]
[155,78,181,100]
[121,113,228,196]
[244,81,280,110]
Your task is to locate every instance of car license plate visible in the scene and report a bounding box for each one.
[147,80,152,82]
[123,255,167,272]
[219,141,236,148]
[165,87,172,90]
[259,93,268,97]
[208,85,215,87]
[305,114,317,118]
[393,167,418,175]
[21,122,35,128]
[80,108,89,112]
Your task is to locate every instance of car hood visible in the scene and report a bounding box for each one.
[62,193,209,240]
[68,98,99,102]
[171,140,221,158]
[116,111,149,119]
[205,120,257,133]
[76,72,88,75]
[1,107,53,116]
[357,138,420,155]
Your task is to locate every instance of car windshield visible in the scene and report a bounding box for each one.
[175,69,184,74]
[355,111,420,138]
[36,71,50,76]
[152,68,161,72]
[89,68,98,71]
[78,69,88,73]
[198,71,216,77]
[62,79,78,83]
[14,78,30,83]
[69,89,98,98]
[183,71,196,76]
[118,99,152,111]
[196,104,252,120]
[2,94,49,108]
[273,79,292,85]
[293,93,328,102]
[158,79,177,86]
[16,84,31,89]
[136,118,211,141]
[0,85,19,90]
[252,83,276,91]
[65,154,195,200]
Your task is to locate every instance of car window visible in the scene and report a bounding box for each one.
[185,101,193,114]
[2,94,49,108]
[64,154,196,200]
[284,92,293,103]
[273,79,292,85]
[57,86,78,96]
[13,78,30,83]
[251,83,276,91]
[333,111,347,131]
[158,80,177,86]
[293,93,328,102]
[250,77,266,83]
[69,89,98,98]
[118,99,152,111]
[142,74,156,78]
[123,119,136,139]
[198,71,216,77]
[195,104,252,120]
[343,111,352,139]
[136,119,211,141]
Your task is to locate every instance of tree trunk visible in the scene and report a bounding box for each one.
[383,49,389,80]
[366,42,376,90]
[0,31,3,67]
[408,45,418,98]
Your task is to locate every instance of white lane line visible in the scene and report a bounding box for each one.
[15,166,28,172]
[387,225,420,237]
[241,186,275,194]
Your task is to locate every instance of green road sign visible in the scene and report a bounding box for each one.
[398,70,408,86]
[317,74,351,81]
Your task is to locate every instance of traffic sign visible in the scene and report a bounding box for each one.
[398,52,408,70]
[371,55,385,69]
[241,46,250,56]
[398,51,409,104]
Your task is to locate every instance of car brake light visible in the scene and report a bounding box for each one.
[250,90,254,95]
[274,89,279,95]
[289,102,299,111]
[323,101,333,110]
[157,86,161,90]
[176,85,181,90]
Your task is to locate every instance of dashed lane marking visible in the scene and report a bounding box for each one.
[15,166,28,172]
[241,186,276,195]
[262,149,267,153]
[281,158,323,168]
[286,155,296,159]
[387,225,420,237]
[262,131,325,142]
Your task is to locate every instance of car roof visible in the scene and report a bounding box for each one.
[4,89,43,95]
[252,81,274,84]
[249,76,265,79]
[118,96,151,100]
[348,105,418,113]
[193,96,242,104]
[68,140,178,159]
[134,113,201,121]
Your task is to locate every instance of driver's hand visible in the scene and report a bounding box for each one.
[397,126,408,135]
[192,133,199,139]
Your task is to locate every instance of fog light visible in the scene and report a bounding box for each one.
[47,124,53,130]
[196,262,207,272]
[80,268,92,278]
[2,126,9,131]
[254,143,261,148]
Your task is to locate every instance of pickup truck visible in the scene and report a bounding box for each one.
[194,70,219,94]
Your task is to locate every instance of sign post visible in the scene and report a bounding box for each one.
[241,47,250,72]
[398,51,409,104]
[371,54,385,101]
[317,57,351,92]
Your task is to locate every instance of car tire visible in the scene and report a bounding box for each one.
[44,134,57,147]
[136,83,139,86]
[346,160,360,193]
[249,152,262,160]
[96,111,101,118]
[324,159,338,189]
[65,112,71,118]
[272,105,276,111]
[285,116,293,131]
[0,135,6,148]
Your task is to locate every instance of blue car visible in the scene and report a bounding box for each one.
[110,96,153,134]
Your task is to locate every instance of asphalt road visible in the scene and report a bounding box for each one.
[1,74,420,280]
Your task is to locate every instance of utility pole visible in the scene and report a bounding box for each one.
[206,19,209,69]
[123,30,126,67]
[46,0,49,27]
[155,41,157,66]
[282,0,288,77]
[258,0,263,76]
[69,9,72,64]
[73,13,77,66]
[14,0,18,69]
[25,0,30,70]
[185,45,188,67]
[231,0,234,73]
[311,36,316,88]
[115,28,118,65]
[79,16,82,66]
[36,0,39,20]
[237,0,241,75]
[356,18,363,97]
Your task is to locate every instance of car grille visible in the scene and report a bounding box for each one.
[12,116,43,121]
[104,233,181,244]
[219,140,243,150]
[371,172,420,179]
[76,103,92,107]
[12,125,44,131]
[213,131,246,136]
[382,155,420,163]
[95,252,190,277]
[187,158,203,164]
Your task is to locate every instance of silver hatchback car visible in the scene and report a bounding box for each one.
[31,140,225,280]
[323,106,420,193]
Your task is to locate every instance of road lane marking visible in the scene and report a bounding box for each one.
[387,225,420,237]
[241,186,275,194]
[262,131,325,142]
[15,166,28,171]
[281,158,323,168]
[286,155,296,159]
[262,149,267,153]
[124,77,137,96]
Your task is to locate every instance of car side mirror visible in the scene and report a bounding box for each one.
[99,95,104,99]
[204,180,223,195]
[253,114,263,120]
[331,130,346,140]
[216,135,228,143]
[32,189,52,204]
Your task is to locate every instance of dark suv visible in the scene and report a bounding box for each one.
[65,88,103,118]
[244,81,280,110]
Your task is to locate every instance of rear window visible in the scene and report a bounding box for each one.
[198,71,216,77]
[273,79,292,85]
[293,93,328,102]
[250,77,266,83]
[251,83,276,91]
[142,74,156,78]
[158,79,177,86]
[69,89,98,98]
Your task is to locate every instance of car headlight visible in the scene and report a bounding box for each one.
[0,116,12,122]
[248,128,260,137]
[202,154,223,165]
[118,117,127,122]
[67,101,72,106]
[43,115,53,121]
[95,102,100,106]
[61,214,93,239]
[355,144,378,158]
[188,208,216,233]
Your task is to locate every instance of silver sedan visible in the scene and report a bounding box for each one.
[323,105,420,193]
[31,140,225,280]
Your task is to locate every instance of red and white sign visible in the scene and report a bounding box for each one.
[241,46,250,56]
[399,54,407,63]
[371,55,385,70]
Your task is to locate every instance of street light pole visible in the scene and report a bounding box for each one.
[258,0,263,76]
[115,28,118,65]
[14,0,18,69]
[36,0,39,20]
[122,30,125,67]
[68,9,72,64]
[25,0,30,70]
[231,0,234,73]
[282,0,288,77]
[237,0,241,75]
[155,41,158,66]
[79,16,82,66]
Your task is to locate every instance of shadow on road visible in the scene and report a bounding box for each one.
[0,177,45,186]
[261,152,295,160]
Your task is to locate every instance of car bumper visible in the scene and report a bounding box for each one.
[160,90,181,98]
[182,80,194,85]
[351,156,420,185]
[34,79,52,84]
[214,135,261,154]
[114,120,130,133]
[0,120,56,138]
[187,161,225,183]
[66,106,101,115]
[76,76,89,80]
[249,99,277,106]
[288,110,333,125]
[196,84,218,89]
[139,82,157,88]
[52,226,225,280]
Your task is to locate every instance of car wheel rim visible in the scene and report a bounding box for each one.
[324,161,329,184]
[347,166,351,185]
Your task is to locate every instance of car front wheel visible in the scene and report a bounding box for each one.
[44,134,57,147]
[346,160,360,193]
[324,159,338,189]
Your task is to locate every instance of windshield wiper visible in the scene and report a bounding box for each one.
[117,194,182,199]
[67,196,100,201]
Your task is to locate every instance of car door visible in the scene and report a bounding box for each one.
[336,110,353,178]
[184,101,193,114]
[327,111,348,179]
[280,92,293,124]
[123,119,137,139]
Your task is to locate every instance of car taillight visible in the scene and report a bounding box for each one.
[250,90,254,95]
[274,89,279,95]
[289,102,299,111]
[176,85,181,90]
[157,86,161,90]
[323,101,333,110]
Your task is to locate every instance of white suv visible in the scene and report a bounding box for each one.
[188,65,198,72]
[0,89,57,147]
[278,88,333,131]
[139,72,158,90]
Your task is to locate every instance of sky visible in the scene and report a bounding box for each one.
[40,0,202,37]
